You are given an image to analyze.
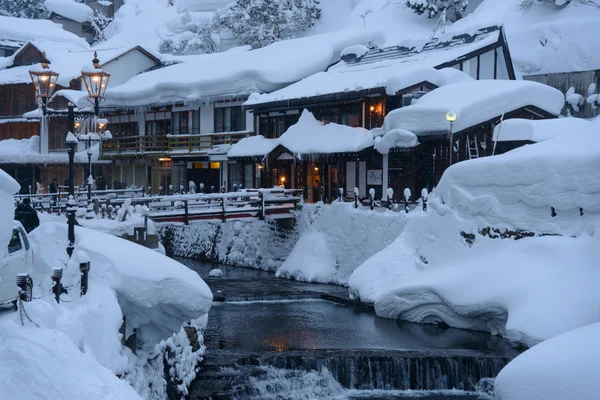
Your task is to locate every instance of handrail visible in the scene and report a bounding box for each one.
[101,131,251,155]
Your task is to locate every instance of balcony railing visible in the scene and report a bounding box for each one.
[100,131,251,157]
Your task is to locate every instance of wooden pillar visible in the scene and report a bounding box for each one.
[291,157,296,189]
[252,162,257,189]
[382,153,389,199]
[355,157,360,197]
[301,160,308,201]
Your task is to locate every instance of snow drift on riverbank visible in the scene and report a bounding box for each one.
[349,122,600,345]
[0,222,212,399]
[495,322,600,400]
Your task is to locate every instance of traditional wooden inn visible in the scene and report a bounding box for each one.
[241,25,518,199]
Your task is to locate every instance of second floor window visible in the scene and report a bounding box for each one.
[214,106,245,133]
[172,110,200,134]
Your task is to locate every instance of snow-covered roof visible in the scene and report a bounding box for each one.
[0,16,88,49]
[0,42,158,87]
[493,118,593,143]
[379,80,565,137]
[374,129,419,155]
[227,135,278,158]
[45,0,94,23]
[245,26,501,107]
[99,28,385,108]
[278,110,374,155]
[0,136,104,164]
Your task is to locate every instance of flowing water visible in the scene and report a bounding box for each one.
[178,259,519,400]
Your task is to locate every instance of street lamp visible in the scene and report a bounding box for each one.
[446,111,457,166]
[29,51,110,258]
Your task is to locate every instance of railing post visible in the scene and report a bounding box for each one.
[184,200,189,225]
[354,187,359,209]
[221,195,227,222]
[387,188,394,210]
[259,191,265,220]
[421,188,428,212]
[338,187,343,202]
[404,188,411,214]
[52,268,62,304]
[80,261,90,296]
[369,188,375,211]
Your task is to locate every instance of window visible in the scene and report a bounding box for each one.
[145,111,171,135]
[8,229,22,254]
[107,114,139,137]
[214,106,245,133]
[172,110,200,134]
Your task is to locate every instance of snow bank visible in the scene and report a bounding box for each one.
[0,318,140,400]
[101,28,384,107]
[381,80,565,135]
[29,223,212,348]
[0,170,19,260]
[45,0,94,23]
[350,126,600,345]
[495,322,600,400]
[276,230,343,285]
[493,117,592,143]
[278,110,373,155]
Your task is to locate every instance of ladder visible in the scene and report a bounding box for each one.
[467,136,480,159]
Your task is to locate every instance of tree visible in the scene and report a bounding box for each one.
[405,0,469,19]
[159,0,321,56]
[0,0,49,19]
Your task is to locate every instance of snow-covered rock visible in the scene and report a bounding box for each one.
[208,268,223,277]
[495,322,600,400]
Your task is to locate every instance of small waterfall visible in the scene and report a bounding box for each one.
[242,352,508,391]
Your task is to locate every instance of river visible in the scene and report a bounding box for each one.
[177,258,520,400]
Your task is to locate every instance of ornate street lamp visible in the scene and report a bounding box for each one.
[28,52,59,111]
[81,52,111,115]
[446,111,457,166]
[28,51,110,258]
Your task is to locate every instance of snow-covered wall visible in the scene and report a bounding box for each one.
[159,203,408,284]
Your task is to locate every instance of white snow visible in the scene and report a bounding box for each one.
[340,44,369,58]
[208,268,223,277]
[246,65,472,107]
[45,0,94,23]
[0,15,88,49]
[349,123,600,345]
[227,135,277,158]
[374,129,419,154]
[379,80,565,136]
[0,135,105,164]
[278,110,373,155]
[493,117,593,143]
[495,322,600,400]
[100,28,384,107]
[276,230,343,284]
[0,170,19,260]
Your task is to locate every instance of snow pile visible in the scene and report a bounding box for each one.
[381,80,565,135]
[276,230,343,284]
[29,223,212,348]
[174,0,231,13]
[100,28,384,107]
[227,135,277,158]
[350,125,600,345]
[495,322,600,400]
[45,0,94,23]
[493,117,593,143]
[0,315,140,400]
[278,110,373,155]
[374,129,419,154]
[340,44,369,58]
[208,268,223,277]
[0,15,88,49]
[0,170,19,259]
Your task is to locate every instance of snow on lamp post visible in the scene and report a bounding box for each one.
[446,111,457,166]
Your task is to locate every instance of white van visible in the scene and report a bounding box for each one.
[0,221,34,305]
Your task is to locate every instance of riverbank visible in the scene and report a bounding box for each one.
[160,202,408,284]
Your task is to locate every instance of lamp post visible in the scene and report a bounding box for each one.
[29,51,111,258]
[446,111,457,166]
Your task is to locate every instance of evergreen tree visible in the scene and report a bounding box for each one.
[0,0,49,19]
[405,0,469,19]
[159,0,321,56]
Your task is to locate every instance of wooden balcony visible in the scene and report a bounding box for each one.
[100,131,251,157]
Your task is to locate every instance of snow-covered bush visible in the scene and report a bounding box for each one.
[519,0,600,9]
[405,0,469,19]
[566,86,585,112]
[0,0,49,18]
[159,0,321,55]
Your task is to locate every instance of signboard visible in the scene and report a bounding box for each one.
[367,169,382,185]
